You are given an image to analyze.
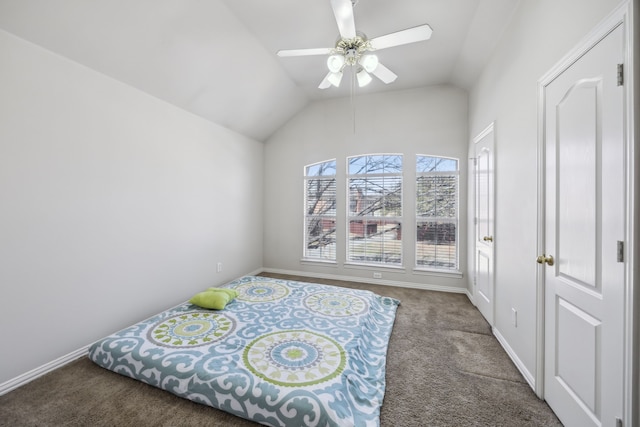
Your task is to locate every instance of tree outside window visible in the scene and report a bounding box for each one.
[304,160,336,261]
[416,155,459,270]
[347,154,403,266]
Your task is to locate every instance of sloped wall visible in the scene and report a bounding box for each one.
[0,30,263,385]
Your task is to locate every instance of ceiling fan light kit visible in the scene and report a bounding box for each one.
[356,68,372,87]
[360,54,379,73]
[276,0,433,90]
[327,54,346,73]
[327,71,344,87]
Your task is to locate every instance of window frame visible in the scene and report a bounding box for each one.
[415,155,460,273]
[303,159,337,262]
[346,154,404,267]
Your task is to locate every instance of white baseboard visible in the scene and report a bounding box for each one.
[465,289,475,305]
[492,327,536,391]
[0,345,89,396]
[260,267,467,294]
[245,267,264,277]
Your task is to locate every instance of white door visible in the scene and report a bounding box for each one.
[474,124,495,325]
[542,24,625,427]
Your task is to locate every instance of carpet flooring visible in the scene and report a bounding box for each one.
[0,273,562,426]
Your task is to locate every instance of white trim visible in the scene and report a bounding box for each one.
[536,1,635,421]
[244,267,264,277]
[0,267,479,399]
[300,259,338,267]
[465,289,475,305]
[471,121,496,327]
[493,327,536,390]
[343,262,406,273]
[260,267,467,294]
[472,122,495,145]
[0,346,89,396]
[0,268,266,397]
[622,0,637,424]
[535,41,548,399]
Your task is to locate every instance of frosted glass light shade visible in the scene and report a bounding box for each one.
[360,54,379,73]
[327,54,345,72]
[356,69,372,87]
[328,71,343,87]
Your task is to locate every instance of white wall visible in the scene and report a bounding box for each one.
[0,30,263,385]
[263,85,468,290]
[467,0,623,383]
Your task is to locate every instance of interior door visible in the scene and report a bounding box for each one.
[542,24,625,427]
[474,124,495,325]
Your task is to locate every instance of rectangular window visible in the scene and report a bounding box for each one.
[304,160,337,261]
[347,154,403,266]
[416,156,459,271]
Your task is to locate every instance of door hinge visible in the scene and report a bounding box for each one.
[616,417,623,427]
[617,64,624,86]
[617,241,624,263]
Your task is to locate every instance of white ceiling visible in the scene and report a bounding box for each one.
[0,0,519,141]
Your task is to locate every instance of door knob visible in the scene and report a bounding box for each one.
[483,236,493,242]
[536,254,554,266]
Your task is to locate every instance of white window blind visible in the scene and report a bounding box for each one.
[416,156,459,270]
[304,160,337,261]
[347,154,403,266]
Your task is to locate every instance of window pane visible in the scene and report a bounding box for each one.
[306,160,336,177]
[366,155,385,173]
[348,220,401,265]
[383,155,403,173]
[416,221,457,269]
[416,175,457,217]
[305,218,336,260]
[417,156,458,173]
[348,156,367,175]
[349,176,402,217]
[306,179,336,216]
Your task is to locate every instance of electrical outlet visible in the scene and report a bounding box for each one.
[512,308,518,327]
[373,272,382,279]
[217,262,223,273]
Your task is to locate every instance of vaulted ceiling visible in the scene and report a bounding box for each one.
[0,0,519,141]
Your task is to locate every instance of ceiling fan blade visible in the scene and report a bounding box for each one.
[370,24,433,50]
[318,72,333,89]
[277,47,333,57]
[371,62,398,84]
[330,0,356,39]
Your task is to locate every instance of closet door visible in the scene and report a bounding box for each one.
[541,23,625,427]
[473,124,495,325]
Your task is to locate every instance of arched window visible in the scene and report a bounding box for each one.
[347,154,403,266]
[416,155,459,270]
[303,160,336,261]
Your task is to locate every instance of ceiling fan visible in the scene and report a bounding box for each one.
[277,0,433,89]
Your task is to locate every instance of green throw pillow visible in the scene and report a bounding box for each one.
[206,287,239,299]
[189,290,230,310]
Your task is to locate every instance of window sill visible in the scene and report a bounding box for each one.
[413,268,463,279]
[344,262,406,273]
[300,259,338,267]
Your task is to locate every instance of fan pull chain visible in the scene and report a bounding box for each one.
[351,67,356,134]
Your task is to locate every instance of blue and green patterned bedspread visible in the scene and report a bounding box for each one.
[88,276,400,426]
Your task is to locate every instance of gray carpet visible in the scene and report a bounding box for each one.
[0,273,562,426]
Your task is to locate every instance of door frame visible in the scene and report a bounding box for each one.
[535,1,636,424]
[473,122,496,325]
